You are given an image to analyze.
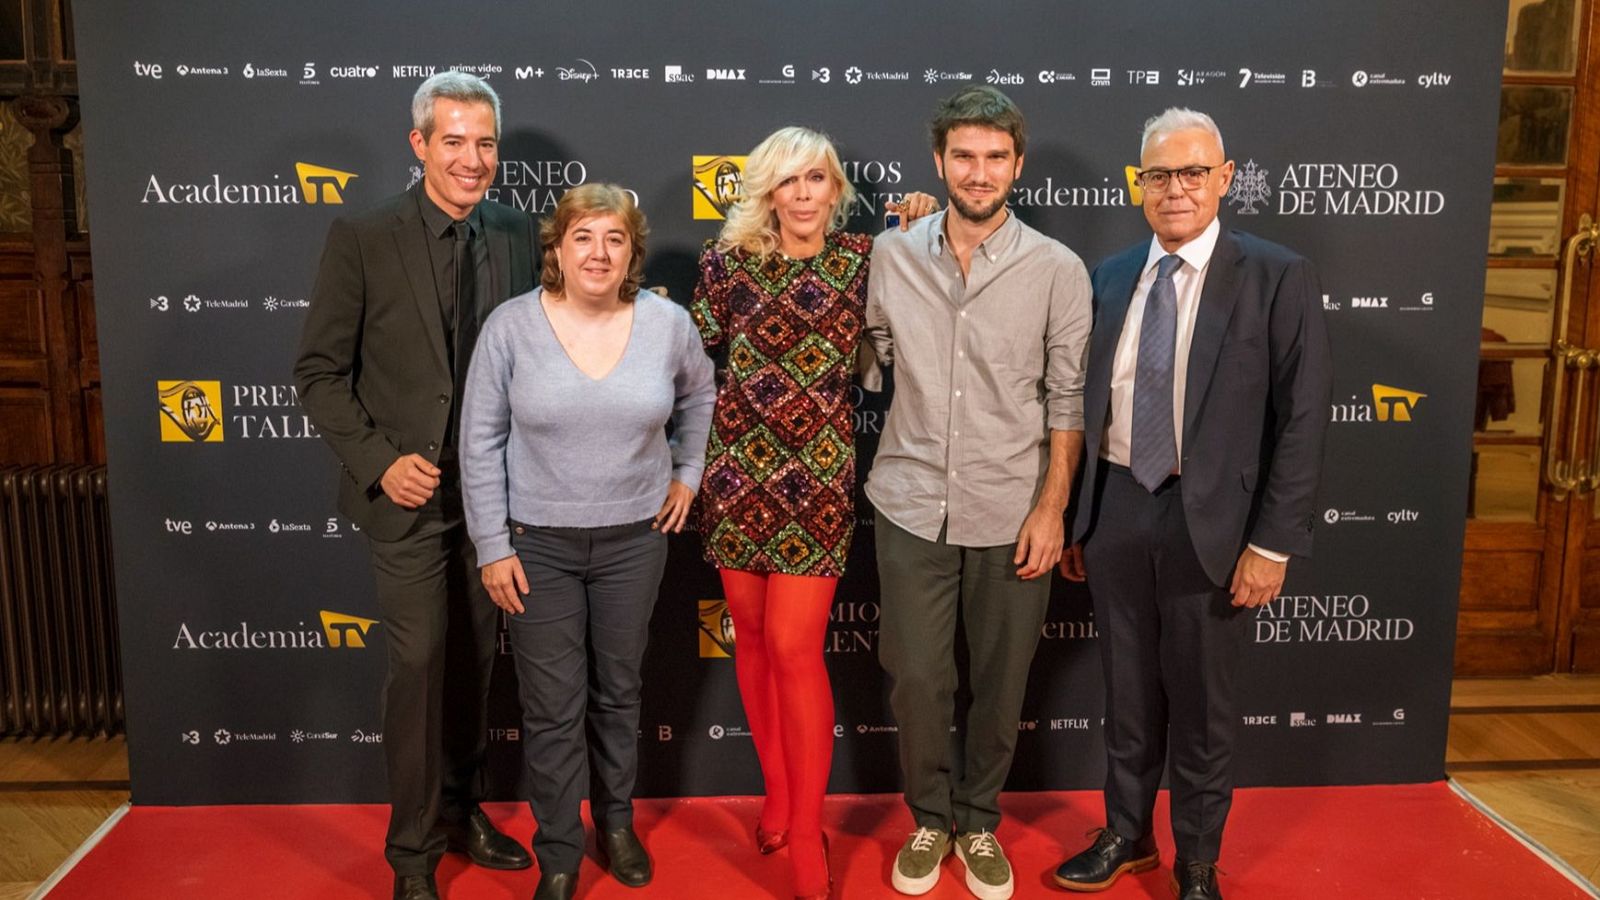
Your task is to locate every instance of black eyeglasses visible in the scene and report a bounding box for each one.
[1135,164,1224,192]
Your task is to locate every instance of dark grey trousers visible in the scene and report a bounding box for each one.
[1082,463,1250,864]
[875,508,1051,833]
[505,518,667,873]
[367,477,499,877]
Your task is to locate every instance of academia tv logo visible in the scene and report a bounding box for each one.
[158,380,223,442]
[320,610,379,648]
[698,600,736,658]
[692,155,746,220]
[172,609,379,650]
[1329,383,1426,424]
[142,161,358,205]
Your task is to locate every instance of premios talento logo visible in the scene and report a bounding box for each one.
[692,155,747,220]
[698,599,736,658]
[158,380,224,442]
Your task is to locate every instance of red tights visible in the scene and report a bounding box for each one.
[720,569,836,895]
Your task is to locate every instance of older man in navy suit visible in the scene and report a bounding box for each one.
[1053,108,1331,900]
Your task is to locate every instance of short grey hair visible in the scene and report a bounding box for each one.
[411,71,502,141]
[1140,107,1224,158]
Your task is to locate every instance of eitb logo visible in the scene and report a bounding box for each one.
[698,600,736,658]
[158,380,223,442]
[692,155,746,220]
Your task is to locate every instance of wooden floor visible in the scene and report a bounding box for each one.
[1,677,1597,896]
[1448,675,1600,887]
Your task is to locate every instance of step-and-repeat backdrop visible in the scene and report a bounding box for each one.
[74,0,1504,803]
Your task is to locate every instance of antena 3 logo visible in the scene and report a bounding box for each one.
[142,161,357,205]
[158,380,224,442]
[692,155,746,220]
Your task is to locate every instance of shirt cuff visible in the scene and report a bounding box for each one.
[1247,543,1290,564]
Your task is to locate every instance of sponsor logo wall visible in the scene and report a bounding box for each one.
[75,0,1502,803]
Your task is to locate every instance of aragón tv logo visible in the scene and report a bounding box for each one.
[142,161,358,205]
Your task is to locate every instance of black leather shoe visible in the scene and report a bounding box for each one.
[393,873,439,900]
[596,825,652,887]
[1052,827,1159,891]
[532,870,579,900]
[1171,859,1223,899]
[444,806,533,870]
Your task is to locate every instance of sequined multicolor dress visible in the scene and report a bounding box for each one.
[689,232,871,576]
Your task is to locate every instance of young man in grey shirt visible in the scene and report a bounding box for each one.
[863,86,1091,900]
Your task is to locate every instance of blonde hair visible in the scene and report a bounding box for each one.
[540,183,649,302]
[716,126,857,258]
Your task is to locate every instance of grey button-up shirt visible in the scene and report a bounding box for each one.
[863,209,1091,547]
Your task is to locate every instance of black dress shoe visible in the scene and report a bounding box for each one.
[596,825,652,887]
[1171,859,1223,899]
[1053,827,1159,891]
[533,870,579,900]
[393,873,439,900]
[444,806,533,870]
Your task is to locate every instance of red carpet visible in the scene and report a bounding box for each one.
[45,784,1590,898]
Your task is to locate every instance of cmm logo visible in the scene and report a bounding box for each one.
[692,155,746,220]
[698,599,736,658]
[158,380,223,442]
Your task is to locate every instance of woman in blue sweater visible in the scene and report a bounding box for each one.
[460,183,714,900]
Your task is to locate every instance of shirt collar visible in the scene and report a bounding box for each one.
[1143,215,1221,276]
[930,206,1020,263]
[414,182,482,240]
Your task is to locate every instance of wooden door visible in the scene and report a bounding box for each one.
[1459,0,1600,674]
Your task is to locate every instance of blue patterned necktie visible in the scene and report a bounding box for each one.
[1130,254,1183,492]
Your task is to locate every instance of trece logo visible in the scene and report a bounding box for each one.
[142,161,357,205]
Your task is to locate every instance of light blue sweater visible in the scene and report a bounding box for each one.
[461,288,715,563]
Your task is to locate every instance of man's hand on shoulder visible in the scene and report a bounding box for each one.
[380,453,441,509]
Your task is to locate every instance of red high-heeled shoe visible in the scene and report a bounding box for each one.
[794,832,832,900]
[757,821,789,855]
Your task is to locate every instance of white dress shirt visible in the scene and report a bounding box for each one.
[1103,217,1287,562]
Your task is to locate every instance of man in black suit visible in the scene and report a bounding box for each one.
[1052,108,1331,900]
[295,72,537,900]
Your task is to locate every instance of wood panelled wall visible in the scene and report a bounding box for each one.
[1,0,99,465]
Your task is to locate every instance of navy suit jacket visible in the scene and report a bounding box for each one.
[1071,228,1332,586]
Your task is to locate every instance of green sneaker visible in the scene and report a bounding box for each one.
[891,826,951,895]
[954,830,1013,899]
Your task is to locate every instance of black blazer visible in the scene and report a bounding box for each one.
[1071,228,1332,586]
[294,187,538,541]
